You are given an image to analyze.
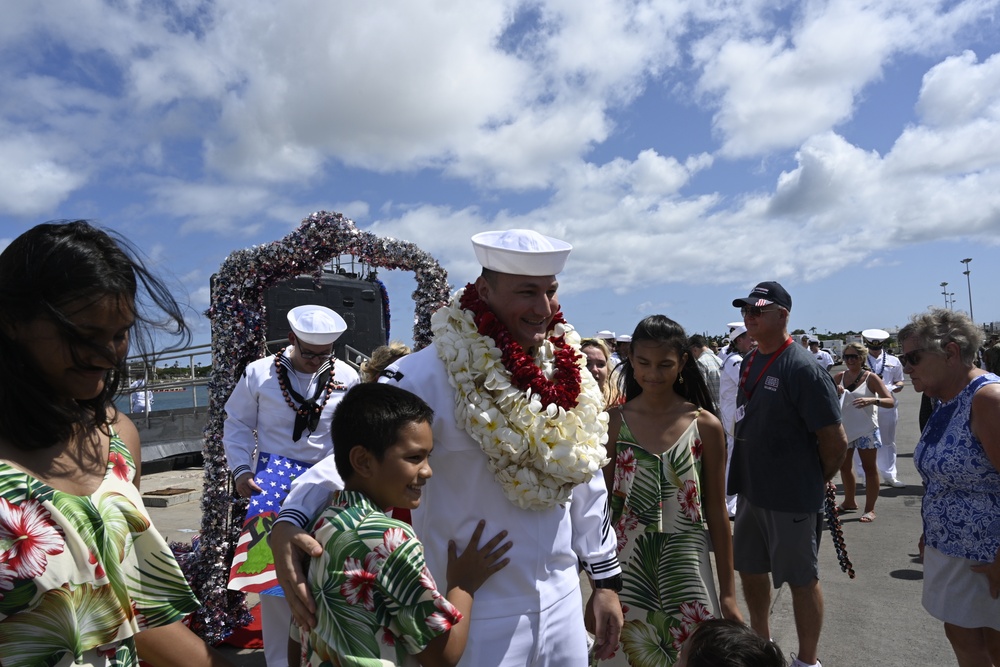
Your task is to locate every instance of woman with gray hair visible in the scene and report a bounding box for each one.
[902,308,1000,666]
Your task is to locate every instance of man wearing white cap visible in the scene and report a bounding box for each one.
[809,339,834,370]
[612,333,631,367]
[719,324,755,517]
[270,230,623,666]
[863,328,906,487]
[223,304,359,667]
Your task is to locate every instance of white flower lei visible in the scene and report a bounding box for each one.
[432,287,610,510]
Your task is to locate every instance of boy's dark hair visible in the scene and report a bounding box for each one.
[688,334,707,348]
[332,383,434,480]
[618,314,717,416]
[685,619,787,667]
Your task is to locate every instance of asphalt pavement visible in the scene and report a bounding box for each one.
[144,376,954,666]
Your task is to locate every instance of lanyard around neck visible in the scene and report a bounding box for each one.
[740,337,793,400]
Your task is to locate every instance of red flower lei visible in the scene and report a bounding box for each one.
[458,283,582,411]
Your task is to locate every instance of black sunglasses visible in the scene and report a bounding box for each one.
[740,305,780,318]
[298,347,334,360]
[843,354,860,360]
[900,349,925,367]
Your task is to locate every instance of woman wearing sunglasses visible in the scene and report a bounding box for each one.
[901,309,1000,666]
[832,342,896,523]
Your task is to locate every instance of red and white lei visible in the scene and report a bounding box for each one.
[432,284,609,510]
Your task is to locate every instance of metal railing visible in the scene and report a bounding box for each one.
[124,340,371,428]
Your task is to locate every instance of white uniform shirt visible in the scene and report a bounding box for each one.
[223,350,360,480]
[812,349,834,368]
[869,351,904,413]
[719,352,743,438]
[279,343,620,617]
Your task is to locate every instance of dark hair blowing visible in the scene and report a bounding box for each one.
[618,315,717,416]
[0,220,189,449]
[685,619,787,667]
[332,383,434,480]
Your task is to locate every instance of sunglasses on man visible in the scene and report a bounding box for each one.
[740,305,781,318]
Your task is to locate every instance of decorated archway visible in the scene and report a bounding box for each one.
[179,211,450,642]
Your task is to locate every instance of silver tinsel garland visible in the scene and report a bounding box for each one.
[183,211,450,643]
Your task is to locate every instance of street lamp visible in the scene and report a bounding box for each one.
[940,282,949,308]
[961,258,974,323]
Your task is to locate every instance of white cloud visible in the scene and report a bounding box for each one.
[693,0,1000,158]
[0,133,88,216]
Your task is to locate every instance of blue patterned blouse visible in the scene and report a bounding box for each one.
[915,373,1000,562]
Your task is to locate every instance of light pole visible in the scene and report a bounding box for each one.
[961,258,974,323]
[940,282,949,308]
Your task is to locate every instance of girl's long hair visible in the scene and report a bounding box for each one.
[617,314,718,416]
[0,220,189,450]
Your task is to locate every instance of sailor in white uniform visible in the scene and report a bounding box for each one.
[223,304,359,667]
[863,328,906,487]
[271,230,623,666]
[719,324,755,517]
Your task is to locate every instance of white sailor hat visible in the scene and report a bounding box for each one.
[727,321,744,332]
[730,325,748,340]
[616,334,632,343]
[596,330,616,340]
[862,328,890,343]
[471,229,572,276]
[287,305,347,346]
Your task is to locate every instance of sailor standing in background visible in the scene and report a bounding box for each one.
[223,304,359,667]
[719,325,755,517]
[863,328,906,488]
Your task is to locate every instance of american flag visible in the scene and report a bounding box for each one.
[227,452,309,595]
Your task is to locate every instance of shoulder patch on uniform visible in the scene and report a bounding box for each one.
[381,368,404,382]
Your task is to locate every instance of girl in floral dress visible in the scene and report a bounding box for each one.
[0,221,230,666]
[598,315,742,666]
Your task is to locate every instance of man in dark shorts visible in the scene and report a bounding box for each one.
[727,281,848,667]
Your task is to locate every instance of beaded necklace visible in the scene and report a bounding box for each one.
[274,347,337,441]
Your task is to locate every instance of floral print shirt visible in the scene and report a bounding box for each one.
[303,490,462,666]
[915,373,1000,562]
[0,431,199,667]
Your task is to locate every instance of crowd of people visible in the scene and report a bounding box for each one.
[1,219,997,667]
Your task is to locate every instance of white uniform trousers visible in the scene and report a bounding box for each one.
[875,405,899,480]
[260,594,292,667]
[458,585,587,667]
[725,433,738,516]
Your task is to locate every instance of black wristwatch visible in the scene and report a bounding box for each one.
[592,574,623,592]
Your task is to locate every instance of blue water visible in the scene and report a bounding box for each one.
[116,386,211,414]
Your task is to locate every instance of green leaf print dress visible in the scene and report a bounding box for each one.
[601,411,721,667]
[0,431,200,667]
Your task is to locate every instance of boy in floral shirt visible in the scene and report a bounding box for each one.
[300,383,512,666]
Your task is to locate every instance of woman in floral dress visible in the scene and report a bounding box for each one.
[0,221,230,666]
[597,315,742,666]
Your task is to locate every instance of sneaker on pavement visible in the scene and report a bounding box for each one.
[790,657,822,667]
[882,477,906,488]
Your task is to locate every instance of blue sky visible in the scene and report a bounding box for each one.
[2,0,999,349]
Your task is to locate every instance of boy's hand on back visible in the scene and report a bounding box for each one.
[446,520,512,594]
